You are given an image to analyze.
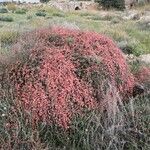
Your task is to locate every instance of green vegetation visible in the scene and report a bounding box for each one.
[35,11,47,17]
[0,5,149,55]
[0,7,8,13]
[97,0,125,10]
[0,16,13,22]
[40,0,50,2]
[15,8,27,14]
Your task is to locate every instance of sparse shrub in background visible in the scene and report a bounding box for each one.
[0,28,135,129]
[118,41,134,54]
[52,12,65,17]
[35,11,46,17]
[96,0,125,10]
[0,7,8,13]
[117,40,143,56]
[15,8,27,14]
[126,27,150,54]
[0,16,13,22]
[40,0,50,3]
[6,3,17,12]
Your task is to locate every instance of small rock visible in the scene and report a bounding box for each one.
[133,83,144,97]
[124,13,140,20]
[139,54,150,64]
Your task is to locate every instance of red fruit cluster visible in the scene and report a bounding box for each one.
[1,28,135,128]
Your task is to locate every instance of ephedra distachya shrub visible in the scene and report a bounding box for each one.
[0,28,135,128]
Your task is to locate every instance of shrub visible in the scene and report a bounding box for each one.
[118,40,143,56]
[0,7,8,13]
[0,28,135,129]
[35,11,46,17]
[40,0,50,2]
[118,41,133,54]
[15,9,27,14]
[6,3,17,12]
[0,16,13,22]
[97,0,125,10]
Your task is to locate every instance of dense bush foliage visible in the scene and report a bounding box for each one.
[0,16,13,22]
[97,0,125,10]
[0,28,135,129]
[35,11,46,17]
[40,0,50,3]
[0,7,8,13]
[15,9,27,14]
